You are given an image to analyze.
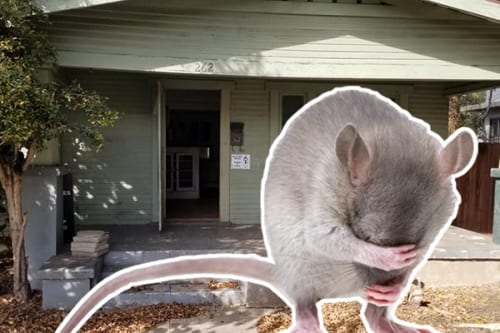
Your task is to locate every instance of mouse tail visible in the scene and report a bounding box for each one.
[56,254,278,333]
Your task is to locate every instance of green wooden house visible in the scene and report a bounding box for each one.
[36,0,500,231]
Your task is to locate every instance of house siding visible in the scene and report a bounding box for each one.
[228,81,450,225]
[229,80,270,224]
[61,71,154,225]
[46,0,500,81]
[409,83,449,138]
[60,70,450,226]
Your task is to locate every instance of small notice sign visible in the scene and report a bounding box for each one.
[231,154,251,170]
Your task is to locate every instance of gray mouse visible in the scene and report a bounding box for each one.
[56,86,477,333]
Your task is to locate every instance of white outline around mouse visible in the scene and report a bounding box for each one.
[56,86,478,333]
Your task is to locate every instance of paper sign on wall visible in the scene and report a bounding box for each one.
[231,154,251,170]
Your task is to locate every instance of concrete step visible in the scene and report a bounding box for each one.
[417,258,500,287]
[103,279,246,308]
[101,262,247,309]
[103,249,226,267]
[101,248,285,309]
[100,246,500,310]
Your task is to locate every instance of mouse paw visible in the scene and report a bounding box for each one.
[364,283,402,306]
[363,243,418,271]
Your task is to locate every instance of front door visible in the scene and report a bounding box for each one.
[164,89,221,222]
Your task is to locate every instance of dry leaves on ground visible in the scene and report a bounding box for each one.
[0,257,208,333]
[207,279,240,290]
[257,283,500,333]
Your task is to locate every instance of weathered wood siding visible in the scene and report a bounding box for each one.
[408,83,449,138]
[229,80,270,224]
[59,69,449,225]
[61,70,154,225]
[229,81,449,225]
[46,0,500,81]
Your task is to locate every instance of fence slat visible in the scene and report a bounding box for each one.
[453,143,500,233]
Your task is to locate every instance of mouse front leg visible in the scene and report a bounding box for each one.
[356,243,418,272]
[306,222,418,272]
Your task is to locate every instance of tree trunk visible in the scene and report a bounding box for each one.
[448,95,460,135]
[4,172,32,302]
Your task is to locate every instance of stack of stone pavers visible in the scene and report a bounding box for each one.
[71,230,110,257]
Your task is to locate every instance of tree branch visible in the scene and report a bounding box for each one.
[22,143,37,172]
[0,163,8,190]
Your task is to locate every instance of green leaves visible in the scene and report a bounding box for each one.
[0,0,56,69]
[0,0,119,169]
[59,82,120,150]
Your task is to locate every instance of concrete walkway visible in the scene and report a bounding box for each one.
[144,306,273,333]
[431,226,500,259]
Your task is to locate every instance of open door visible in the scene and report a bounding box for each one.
[164,89,219,221]
[155,79,232,226]
[155,80,166,231]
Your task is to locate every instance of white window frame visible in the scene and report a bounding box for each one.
[267,82,412,144]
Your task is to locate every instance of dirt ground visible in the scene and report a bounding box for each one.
[1,256,499,333]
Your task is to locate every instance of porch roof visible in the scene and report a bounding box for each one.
[35,0,127,13]
[421,0,500,24]
[37,0,500,24]
[42,0,500,82]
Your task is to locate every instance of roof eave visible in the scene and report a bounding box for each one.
[35,0,127,13]
[420,0,500,24]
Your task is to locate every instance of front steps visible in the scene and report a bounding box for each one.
[103,278,247,308]
[97,225,500,309]
[101,250,284,309]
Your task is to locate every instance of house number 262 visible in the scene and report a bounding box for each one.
[195,62,215,73]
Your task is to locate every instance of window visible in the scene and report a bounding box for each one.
[281,95,305,127]
[267,82,412,144]
[490,118,500,142]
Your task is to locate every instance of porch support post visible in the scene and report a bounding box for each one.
[490,168,500,244]
[220,88,230,222]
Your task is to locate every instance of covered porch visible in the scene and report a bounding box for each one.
[79,223,500,260]
[77,223,500,288]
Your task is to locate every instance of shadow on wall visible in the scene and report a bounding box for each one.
[62,125,152,226]
[23,167,63,290]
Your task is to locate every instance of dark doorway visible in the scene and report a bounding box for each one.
[165,90,220,221]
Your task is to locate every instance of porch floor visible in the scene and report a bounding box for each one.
[77,223,500,260]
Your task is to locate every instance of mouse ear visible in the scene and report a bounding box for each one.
[438,127,478,179]
[336,124,372,186]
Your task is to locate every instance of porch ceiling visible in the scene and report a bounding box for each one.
[46,0,500,81]
[444,81,500,95]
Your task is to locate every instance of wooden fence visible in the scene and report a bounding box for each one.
[453,143,500,233]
